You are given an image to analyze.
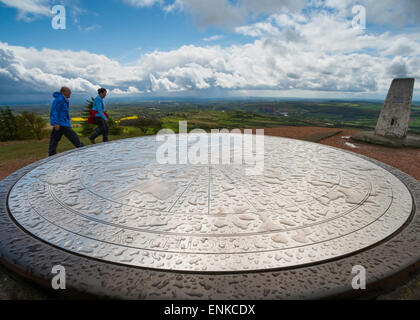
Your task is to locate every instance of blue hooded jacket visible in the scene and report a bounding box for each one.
[92,95,107,120]
[50,92,71,127]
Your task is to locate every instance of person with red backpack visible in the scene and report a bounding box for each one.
[88,88,109,144]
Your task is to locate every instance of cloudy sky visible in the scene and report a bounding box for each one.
[0,0,419,103]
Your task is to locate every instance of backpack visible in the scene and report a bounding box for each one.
[88,110,109,124]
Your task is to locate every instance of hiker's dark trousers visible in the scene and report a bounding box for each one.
[89,117,109,142]
[48,126,84,157]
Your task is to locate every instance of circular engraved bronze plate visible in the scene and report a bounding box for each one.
[7,134,413,272]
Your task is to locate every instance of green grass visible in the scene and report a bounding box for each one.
[0,134,136,163]
[0,139,50,162]
[0,126,158,165]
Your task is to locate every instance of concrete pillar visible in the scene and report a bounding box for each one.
[374,78,415,138]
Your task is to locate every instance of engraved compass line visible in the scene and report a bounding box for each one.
[225,165,346,211]
[79,165,218,215]
[22,183,398,257]
[167,168,205,213]
[78,169,190,214]
[217,165,350,215]
[213,165,260,214]
[208,165,212,215]
[77,160,372,219]
[43,180,383,237]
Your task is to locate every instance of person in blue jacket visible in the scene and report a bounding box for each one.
[48,87,84,156]
[89,88,109,144]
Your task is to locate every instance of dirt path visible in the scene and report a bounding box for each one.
[320,129,420,181]
[259,127,420,182]
[0,157,44,181]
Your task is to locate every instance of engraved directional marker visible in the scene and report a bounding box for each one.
[7,134,413,272]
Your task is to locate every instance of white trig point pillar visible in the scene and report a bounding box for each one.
[375,78,415,138]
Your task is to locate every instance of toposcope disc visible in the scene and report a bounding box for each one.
[7,134,413,273]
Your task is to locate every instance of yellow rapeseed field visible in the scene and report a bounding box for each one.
[71,115,138,123]
[116,115,138,124]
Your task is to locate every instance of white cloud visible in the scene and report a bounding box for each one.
[123,0,163,8]
[241,0,306,15]
[1,3,420,101]
[127,0,307,27]
[123,0,420,28]
[236,22,281,38]
[110,86,142,95]
[0,0,85,24]
[387,56,409,78]
[4,0,420,29]
[324,0,420,26]
[202,35,224,42]
[77,24,101,33]
[167,0,246,27]
[0,0,51,21]
[0,42,140,97]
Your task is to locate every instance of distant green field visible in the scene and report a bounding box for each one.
[7,99,420,135]
[2,100,420,168]
[81,100,420,134]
